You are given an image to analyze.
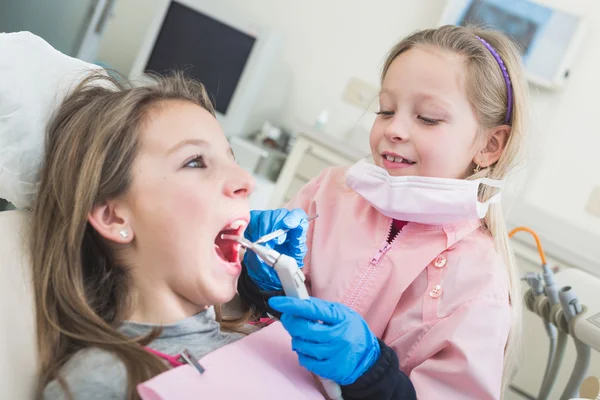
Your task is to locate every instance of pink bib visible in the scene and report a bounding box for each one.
[137,322,325,400]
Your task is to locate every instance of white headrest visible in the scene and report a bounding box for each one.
[0,32,104,209]
[0,210,36,399]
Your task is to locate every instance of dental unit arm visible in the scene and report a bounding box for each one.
[512,227,562,400]
[510,227,595,400]
[225,235,344,400]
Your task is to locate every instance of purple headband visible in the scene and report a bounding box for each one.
[475,35,513,124]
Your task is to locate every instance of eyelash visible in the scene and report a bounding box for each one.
[184,155,207,169]
[376,110,441,126]
[418,116,440,126]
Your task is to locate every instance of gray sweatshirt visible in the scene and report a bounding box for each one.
[43,307,244,399]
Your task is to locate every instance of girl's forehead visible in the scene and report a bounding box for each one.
[382,47,469,102]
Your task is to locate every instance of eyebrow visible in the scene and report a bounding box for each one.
[415,93,454,109]
[380,89,455,111]
[167,138,210,155]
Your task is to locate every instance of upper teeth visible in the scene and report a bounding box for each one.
[384,154,406,163]
[227,220,247,230]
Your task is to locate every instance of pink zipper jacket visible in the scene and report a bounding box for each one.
[286,166,511,400]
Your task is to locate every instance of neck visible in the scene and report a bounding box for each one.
[127,274,208,325]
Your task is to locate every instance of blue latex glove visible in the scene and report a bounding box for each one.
[268,296,381,386]
[244,208,309,291]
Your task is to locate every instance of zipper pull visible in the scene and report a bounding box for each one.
[370,242,392,264]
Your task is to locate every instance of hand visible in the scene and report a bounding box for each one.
[244,208,309,291]
[268,296,381,386]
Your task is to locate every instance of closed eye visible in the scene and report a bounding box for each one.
[418,115,440,126]
[184,155,207,169]
[376,110,395,118]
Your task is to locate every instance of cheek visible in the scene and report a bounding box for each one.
[369,121,385,152]
[417,131,476,177]
[130,175,214,235]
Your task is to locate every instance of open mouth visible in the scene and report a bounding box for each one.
[214,219,247,264]
[382,153,416,165]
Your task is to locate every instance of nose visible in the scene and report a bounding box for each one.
[223,163,255,198]
[383,115,409,143]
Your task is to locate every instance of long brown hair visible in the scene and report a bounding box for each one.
[31,72,250,399]
[382,25,529,394]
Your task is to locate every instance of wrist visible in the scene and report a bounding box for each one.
[344,339,389,388]
[366,336,381,371]
[244,255,282,291]
[250,275,283,292]
[238,264,285,317]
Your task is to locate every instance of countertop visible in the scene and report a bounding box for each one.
[292,124,368,162]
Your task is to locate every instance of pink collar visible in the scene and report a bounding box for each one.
[144,347,184,368]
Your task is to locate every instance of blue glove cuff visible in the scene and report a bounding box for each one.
[341,333,381,385]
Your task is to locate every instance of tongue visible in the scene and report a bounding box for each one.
[214,235,236,263]
[214,244,227,261]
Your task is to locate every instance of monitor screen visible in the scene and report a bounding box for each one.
[459,0,539,54]
[144,1,256,115]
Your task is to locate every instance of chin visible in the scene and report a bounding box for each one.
[206,278,238,306]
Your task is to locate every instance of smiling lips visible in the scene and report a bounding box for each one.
[382,152,416,169]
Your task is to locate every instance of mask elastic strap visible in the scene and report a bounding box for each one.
[478,177,505,189]
[476,178,505,217]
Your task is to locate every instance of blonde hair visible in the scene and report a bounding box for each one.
[382,25,528,394]
[31,72,250,400]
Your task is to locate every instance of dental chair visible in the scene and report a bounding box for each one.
[0,31,105,399]
[0,210,37,399]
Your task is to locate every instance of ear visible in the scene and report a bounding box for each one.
[474,125,510,168]
[87,200,134,244]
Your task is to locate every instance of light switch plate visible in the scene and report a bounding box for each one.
[342,77,379,112]
[586,185,600,218]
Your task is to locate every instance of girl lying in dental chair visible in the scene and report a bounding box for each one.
[29,69,414,399]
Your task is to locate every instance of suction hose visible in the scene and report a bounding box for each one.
[538,330,567,400]
[510,227,559,399]
[559,287,590,400]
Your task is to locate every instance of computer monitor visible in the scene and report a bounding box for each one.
[439,0,586,90]
[130,0,280,136]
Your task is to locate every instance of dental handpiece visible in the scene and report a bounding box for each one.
[221,235,343,400]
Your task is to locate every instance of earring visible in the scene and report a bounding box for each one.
[119,229,129,239]
[473,164,481,173]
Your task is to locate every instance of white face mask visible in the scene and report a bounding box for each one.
[346,159,504,225]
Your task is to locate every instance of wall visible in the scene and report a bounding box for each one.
[97,0,447,137]
[508,0,600,274]
[525,0,600,235]
[97,0,600,271]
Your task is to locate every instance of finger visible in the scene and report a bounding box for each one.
[291,336,343,361]
[269,297,347,325]
[281,208,309,229]
[296,354,338,383]
[273,232,287,245]
[284,211,309,245]
[280,314,335,342]
[244,210,264,241]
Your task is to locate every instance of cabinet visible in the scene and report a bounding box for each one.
[269,130,365,208]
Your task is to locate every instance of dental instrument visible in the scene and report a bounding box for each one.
[253,214,319,245]
[221,234,343,400]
